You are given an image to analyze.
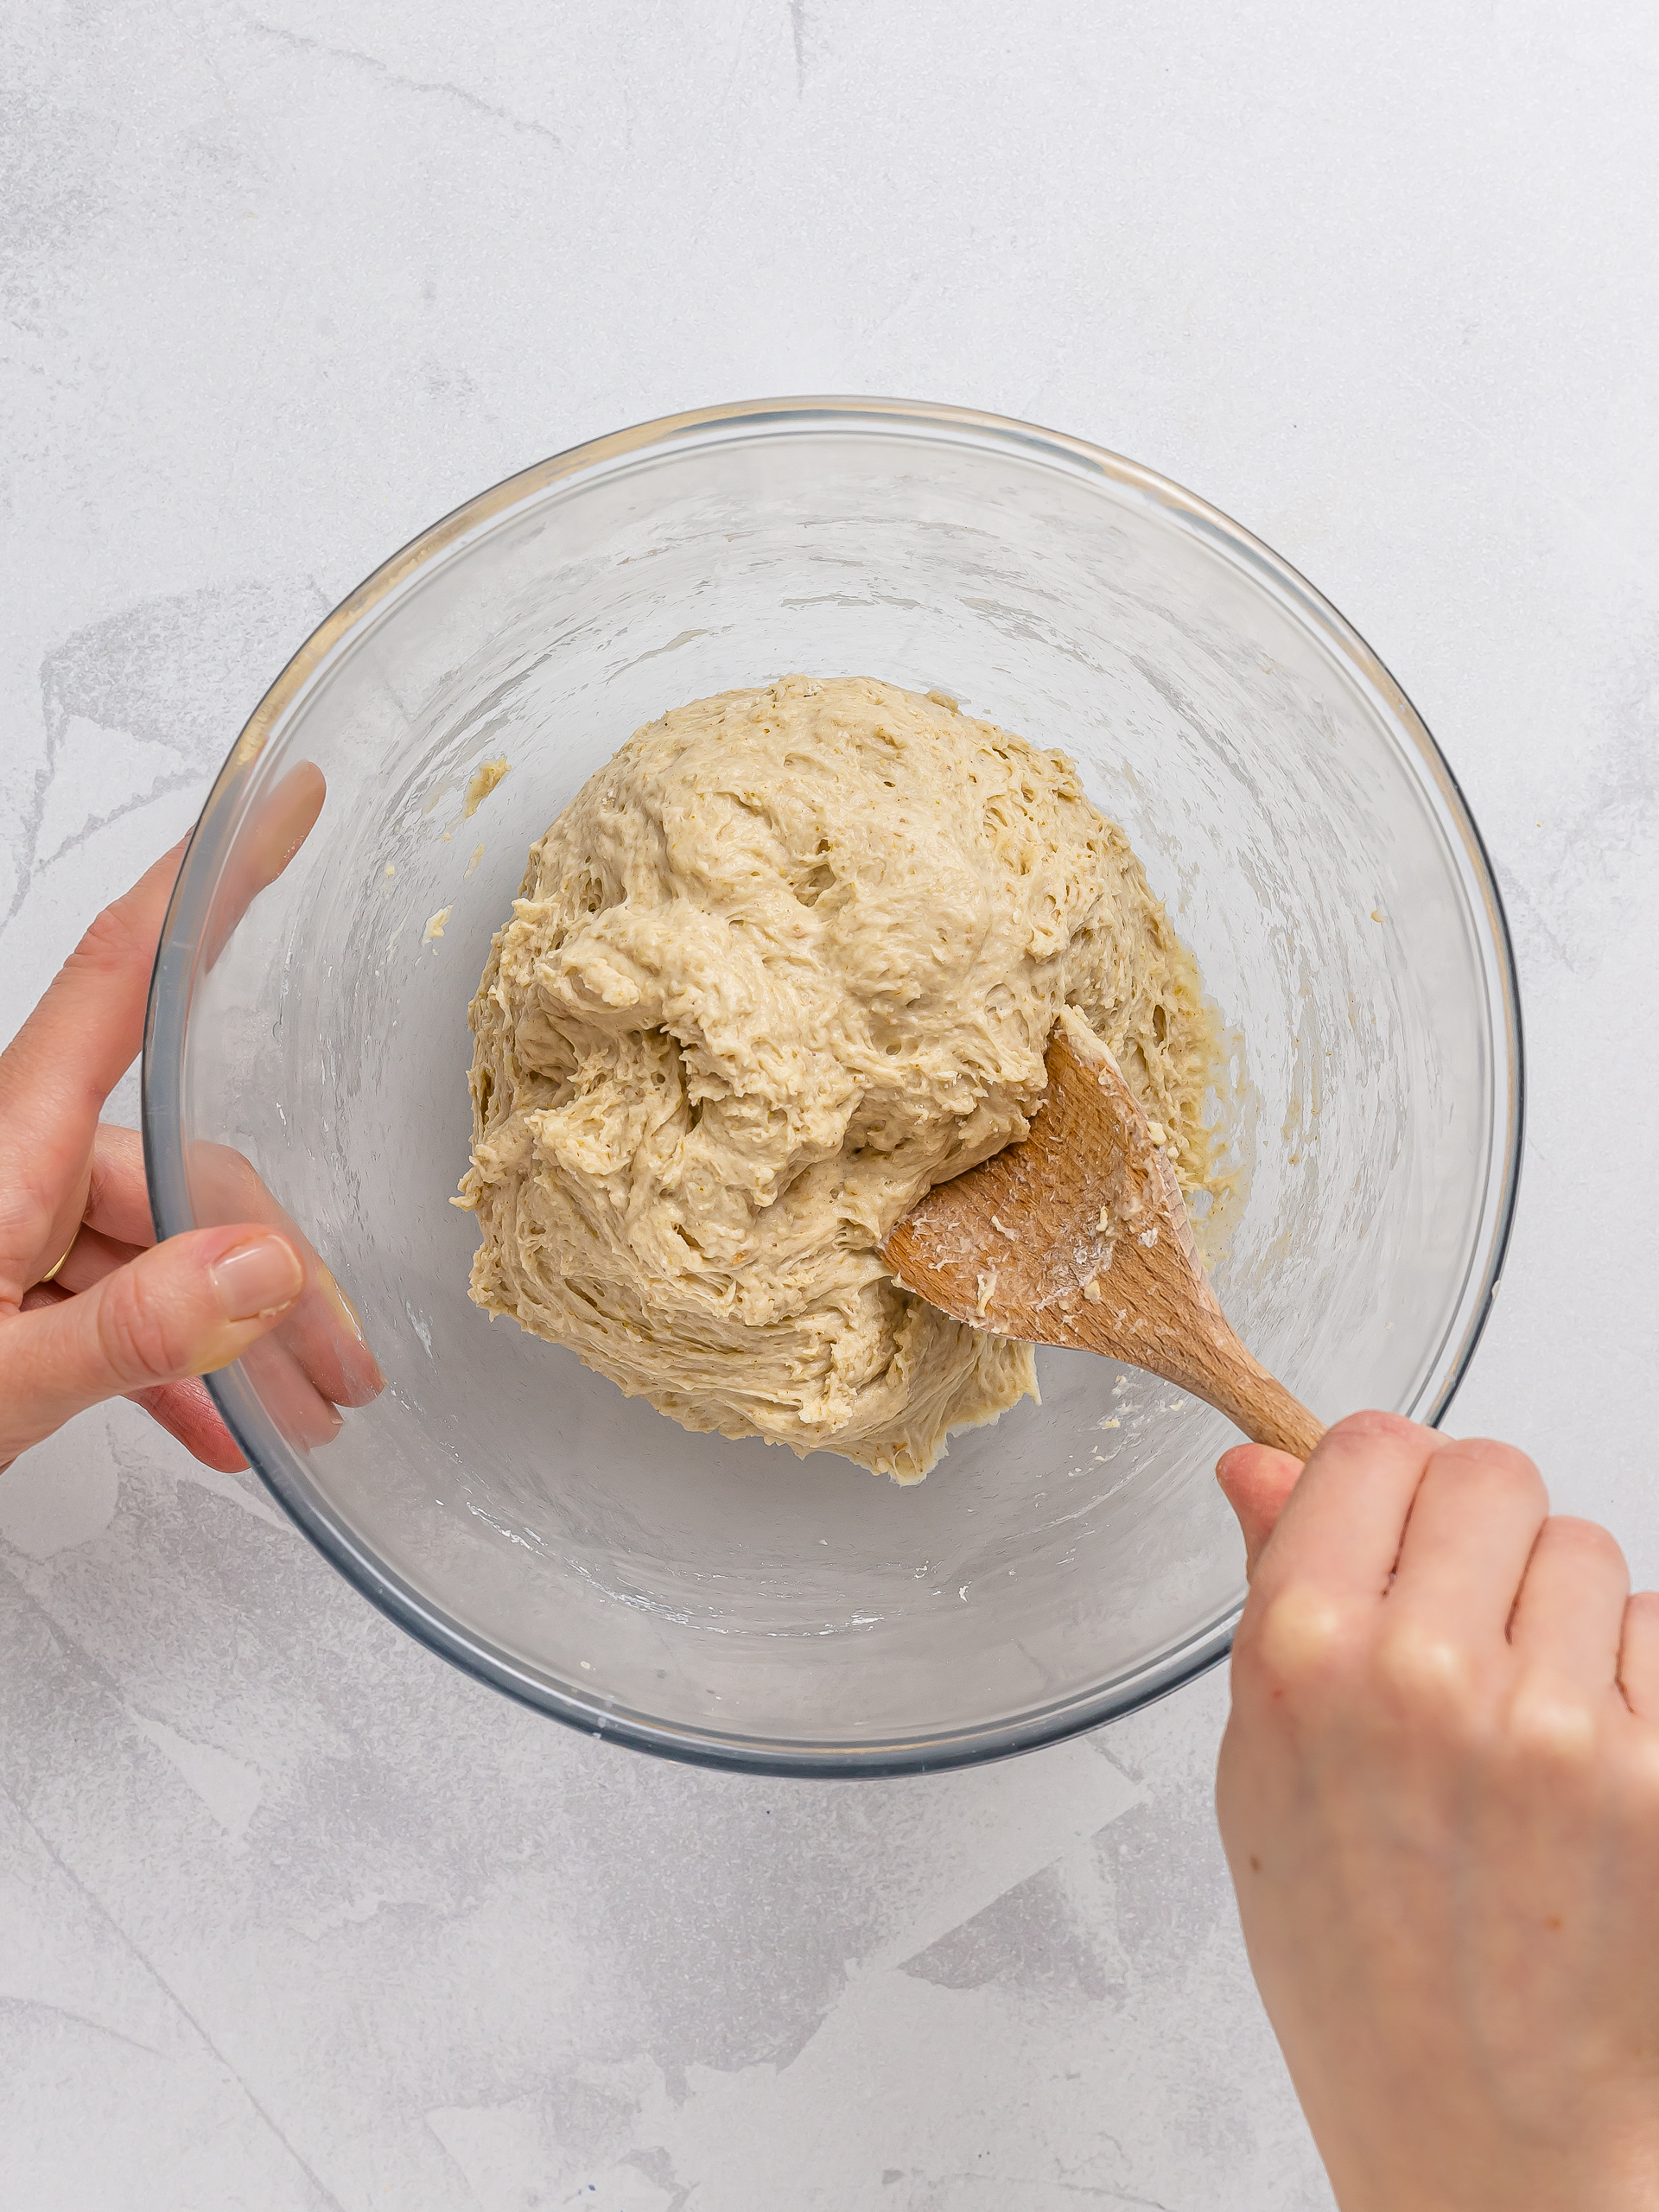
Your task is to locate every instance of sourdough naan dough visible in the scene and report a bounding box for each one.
[457,676,1221,1480]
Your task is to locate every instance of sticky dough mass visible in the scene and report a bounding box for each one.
[457,676,1221,1481]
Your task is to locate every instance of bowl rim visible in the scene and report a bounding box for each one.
[143,393,1525,1777]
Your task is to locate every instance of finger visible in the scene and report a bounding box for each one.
[84,1125,157,1249]
[0,843,184,1292]
[15,1129,153,1292]
[19,1230,360,1454]
[0,1228,304,1465]
[201,762,326,969]
[125,1376,250,1472]
[1217,1444,1303,1580]
[238,1328,346,1453]
[40,1271,362,1445]
[1618,1593,1659,1723]
[19,1285,249,1469]
[43,1225,146,1295]
[22,1124,155,1291]
[283,1268,383,1409]
[1246,1409,1440,1607]
[1389,1436,1548,1642]
[1508,1517,1630,1688]
[186,1139,383,1408]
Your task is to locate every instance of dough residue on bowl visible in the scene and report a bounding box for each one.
[455,675,1223,1480]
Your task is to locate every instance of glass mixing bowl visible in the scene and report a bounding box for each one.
[143,397,1521,1775]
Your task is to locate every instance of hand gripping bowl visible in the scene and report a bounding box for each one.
[144,398,1522,1776]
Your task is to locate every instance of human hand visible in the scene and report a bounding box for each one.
[3,820,380,1472]
[1216,1414,1659,2211]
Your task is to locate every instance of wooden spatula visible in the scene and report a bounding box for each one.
[882,1008,1324,1459]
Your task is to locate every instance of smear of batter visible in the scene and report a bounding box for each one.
[464,756,512,817]
[456,677,1222,1479]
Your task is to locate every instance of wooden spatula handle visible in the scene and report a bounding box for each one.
[1217,1364,1325,1461]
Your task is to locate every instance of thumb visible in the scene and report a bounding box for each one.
[1217,1442,1306,1581]
[3,1228,303,1465]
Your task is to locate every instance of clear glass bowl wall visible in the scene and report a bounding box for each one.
[145,402,1520,1773]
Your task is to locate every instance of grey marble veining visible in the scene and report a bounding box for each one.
[3,4,1657,2205]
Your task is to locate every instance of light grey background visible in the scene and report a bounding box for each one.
[3,4,1656,2207]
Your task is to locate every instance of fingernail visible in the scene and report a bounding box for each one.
[317,1262,385,1397]
[212,1234,304,1322]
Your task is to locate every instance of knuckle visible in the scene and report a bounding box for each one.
[1374,1617,1484,1726]
[1543,1516,1626,1573]
[1615,1731,1659,1815]
[1505,1672,1600,1770]
[1431,1435,1545,1503]
[96,1264,189,1384]
[0,1184,54,1265]
[69,899,141,981]
[1325,1408,1421,1449]
[1243,1584,1360,1700]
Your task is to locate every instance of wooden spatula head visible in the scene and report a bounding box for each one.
[882,1009,1323,1459]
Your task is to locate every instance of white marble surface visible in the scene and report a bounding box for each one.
[4,4,1658,2205]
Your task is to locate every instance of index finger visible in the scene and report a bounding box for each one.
[0,843,182,1129]
[0,844,184,1281]
[201,761,326,969]
[1246,1409,1441,1610]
